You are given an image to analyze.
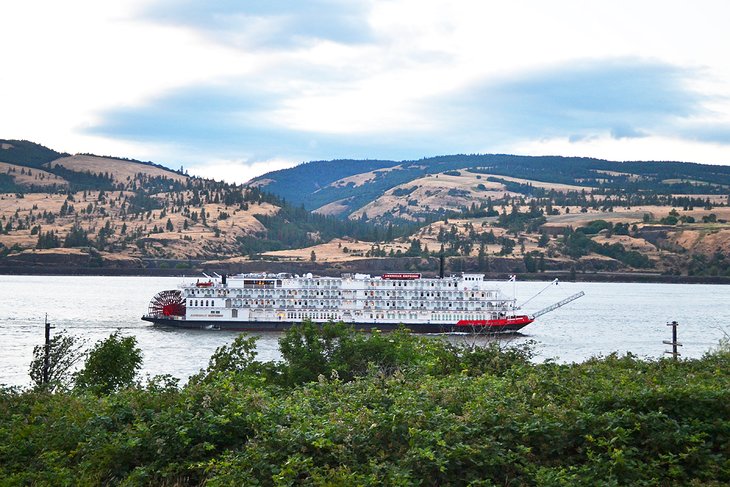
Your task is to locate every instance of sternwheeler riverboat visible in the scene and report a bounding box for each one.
[142,272,584,333]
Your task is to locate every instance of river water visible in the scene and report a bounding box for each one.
[1,275,727,387]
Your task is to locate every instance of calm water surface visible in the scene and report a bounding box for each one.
[1,275,727,387]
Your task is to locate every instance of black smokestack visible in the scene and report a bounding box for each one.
[439,254,445,279]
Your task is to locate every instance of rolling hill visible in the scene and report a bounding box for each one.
[0,140,422,272]
[0,139,187,193]
[250,154,730,220]
[2,139,730,278]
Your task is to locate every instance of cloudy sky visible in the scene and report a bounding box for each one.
[2,0,730,182]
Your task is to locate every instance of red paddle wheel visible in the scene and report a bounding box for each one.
[148,290,186,318]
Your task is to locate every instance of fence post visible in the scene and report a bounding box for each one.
[663,320,682,360]
[42,314,52,384]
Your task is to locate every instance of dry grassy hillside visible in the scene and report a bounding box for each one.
[0,186,279,263]
[49,155,187,184]
[346,171,504,220]
[5,179,730,273]
[0,162,68,187]
[347,170,595,221]
[260,238,411,263]
[3,146,730,276]
[328,165,406,189]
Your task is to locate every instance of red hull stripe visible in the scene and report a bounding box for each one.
[455,316,534,328]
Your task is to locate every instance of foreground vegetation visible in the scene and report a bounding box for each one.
[1,323,728,485]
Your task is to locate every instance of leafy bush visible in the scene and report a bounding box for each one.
[579,219,612,234]
[1,328,728,485]
[28,330,85,391]
[74,331,142,394]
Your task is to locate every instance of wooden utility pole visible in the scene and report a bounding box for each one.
[663,321,682,360]
[42,314,53,385]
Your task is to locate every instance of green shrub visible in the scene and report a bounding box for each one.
[74,332,142,395]
[1,328,728,485]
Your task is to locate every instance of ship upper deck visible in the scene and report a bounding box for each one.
[179,272,515,305]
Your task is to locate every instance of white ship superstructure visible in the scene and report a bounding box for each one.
[187,272,515,324]
[143,272,538,333]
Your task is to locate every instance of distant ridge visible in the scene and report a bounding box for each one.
[75,153,187,176]
[0,139,68,168]
[0,139,187,192]
[250,153,730,217]
[0,139,185,177]
[2,138,730,278]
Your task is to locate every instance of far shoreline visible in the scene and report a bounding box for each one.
[1,264,729,285]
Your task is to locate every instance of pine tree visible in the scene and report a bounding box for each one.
[478,242,487,270]
[36,230,61,249]
[64,222,90,248]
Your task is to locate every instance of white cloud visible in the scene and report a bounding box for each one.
[2,0,730,182]
[515,134,730,165]
[186,158,300,185]
[0,0,248,154]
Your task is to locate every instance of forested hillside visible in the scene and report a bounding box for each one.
[0,139,67,168]
[0,141,426,270]
[249,152,730,278]
[251,153,730,214]
[3,139,730,278]
[252,158,400,200]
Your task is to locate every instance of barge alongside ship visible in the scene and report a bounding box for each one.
[142,272,583,333]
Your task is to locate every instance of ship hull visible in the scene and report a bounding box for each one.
[141,315,533,333]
